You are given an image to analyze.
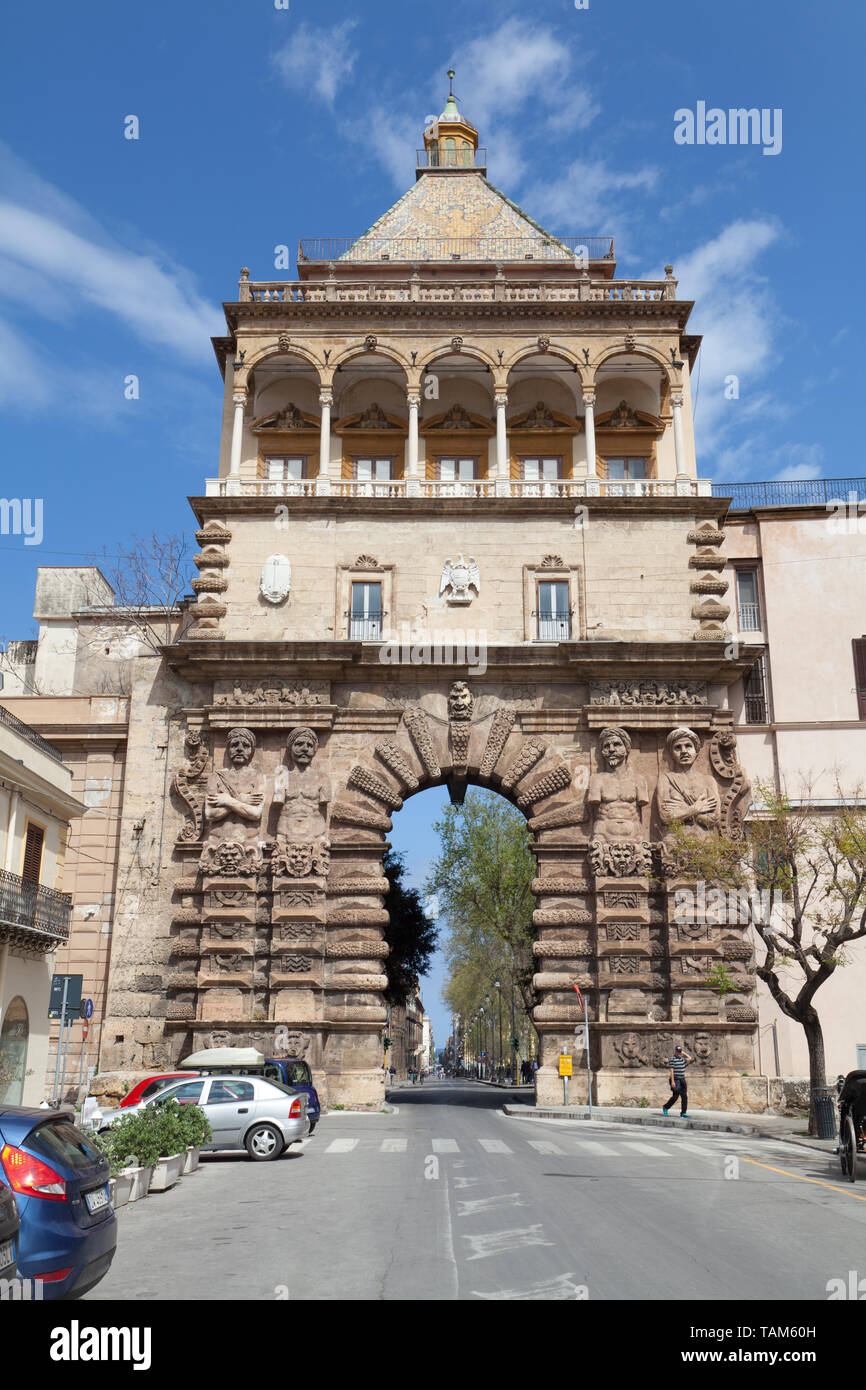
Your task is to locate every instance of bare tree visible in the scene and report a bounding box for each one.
[95,533,194,655]
[670,781,866,1135]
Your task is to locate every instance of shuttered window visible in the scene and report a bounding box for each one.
[854,638,866,719]
[21,823,44,884]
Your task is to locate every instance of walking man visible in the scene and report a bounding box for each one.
[663,1043,693,1117]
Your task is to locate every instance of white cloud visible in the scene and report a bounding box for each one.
[272,20,360,108]
[0,142,224,412]
[523,159,658,232]
[0,142,221,369]
[447,19,598,136]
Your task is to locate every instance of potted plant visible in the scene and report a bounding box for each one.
[107,1113,161,1202]
[177,1101,212,1174]
[147,1099,187,1191]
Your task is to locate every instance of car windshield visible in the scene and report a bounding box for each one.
[26,1120,103,1171]
[283,1063,312,1085]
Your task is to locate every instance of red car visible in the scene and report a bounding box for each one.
[118,1073,196,1108]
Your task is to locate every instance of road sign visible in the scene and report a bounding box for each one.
[82,998,94,1021]
[558,1053,573,1078]
[48,974,83,1021]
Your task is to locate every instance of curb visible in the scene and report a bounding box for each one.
[501,1104,835,1154]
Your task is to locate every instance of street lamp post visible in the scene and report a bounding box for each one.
[479,1006,485,1079]
[495,979,503,1084]
[510,978,518,1083]
[485,994,492,1079]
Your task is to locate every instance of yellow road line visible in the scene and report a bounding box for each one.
[739,1154,866,1201]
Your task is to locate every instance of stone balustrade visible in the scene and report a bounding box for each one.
[204,476,712,500]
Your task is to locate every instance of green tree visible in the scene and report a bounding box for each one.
[668,782,866,1135]
[426,790,538,1054]
[382,847,438,1006]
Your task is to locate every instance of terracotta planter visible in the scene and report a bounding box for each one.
[182,1146,200,1175]
[150,1153,184,1192]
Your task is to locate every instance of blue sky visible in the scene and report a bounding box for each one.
[1,0,862,1044]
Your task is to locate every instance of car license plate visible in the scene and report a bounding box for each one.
[85,1185,109,1214]
[0,1238,14,1272]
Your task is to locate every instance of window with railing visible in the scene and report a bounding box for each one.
[520,457,563,495]
[743,652,771,724]
[537,580,571,640]
[736,569,762,630]
[349,582,383,640]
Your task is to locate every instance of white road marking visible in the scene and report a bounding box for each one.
[432,1138,460,1153]
[572,1140,619,1156]
[473,1273,587,1300]
[453,1175,480,1189]
[621,1141,671,1157]
[380,1138,408,1152]
[463,1225,554,1261]
[478,1139,512,1154]
[457,1193,526,1217]
[526,1140,564,1156]
[323,1138,359,1153]
[673,1140,723,1156]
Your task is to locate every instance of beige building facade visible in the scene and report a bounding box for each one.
[722,492,866,1081]
[19,87,866,1112]
[0,703,84,1105]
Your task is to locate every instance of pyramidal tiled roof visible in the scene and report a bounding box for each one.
[341,172,578,263]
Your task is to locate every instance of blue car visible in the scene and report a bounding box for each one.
[0,1107,116,1300]
[0,1179,18,1283]
[264,1060,320,1132]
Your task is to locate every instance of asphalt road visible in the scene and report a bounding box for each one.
[85,1078,866,1301]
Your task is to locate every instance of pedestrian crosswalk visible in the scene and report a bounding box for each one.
[318,1130,811,1164]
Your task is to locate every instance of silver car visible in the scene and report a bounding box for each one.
[104,1074,310,1161]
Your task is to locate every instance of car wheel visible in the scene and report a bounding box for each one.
[245,1123,284,1161]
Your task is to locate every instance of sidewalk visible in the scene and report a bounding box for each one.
[501,1101,837,1154]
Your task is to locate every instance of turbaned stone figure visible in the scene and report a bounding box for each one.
[272,727,331,877]
[200,726,265,876]
[587,726,652,877]
[656,727,720,851]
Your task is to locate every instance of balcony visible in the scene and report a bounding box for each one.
[293,237,616,267]
[713,478,866,510]
[205,477,713,500]
[0,703,64,762]
[0,868,72,951]
[737,603,762,631]
[416,147,487,174]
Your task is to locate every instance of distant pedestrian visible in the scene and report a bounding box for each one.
[663,1044,693,1117]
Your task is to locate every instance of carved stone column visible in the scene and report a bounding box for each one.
[229,392,247,477]
[582,390,597,477]
[318,388,333,480]
[495,391,509,479]
[671,391,689,481]
[407,390,420,478]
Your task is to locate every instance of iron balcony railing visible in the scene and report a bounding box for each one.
[349,617,383,641]
[416,147,487,171]
[0,704,64,762]
[713,478,866,509]
[297,235,615,264]
[0,868,72,944]
[538,617,572,641]
[737,603,762,631]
